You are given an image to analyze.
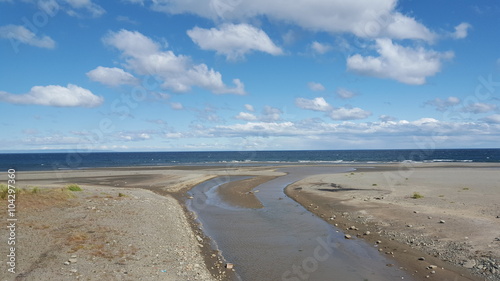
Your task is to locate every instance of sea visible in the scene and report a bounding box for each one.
[0,148,499,171]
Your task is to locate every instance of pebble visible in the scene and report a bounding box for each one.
[364,231,370,235]
[439,220,445,224]
[64,261,70,265]
[69,258,78,264]
[463,260,476,269]
[344,234,352,239]
[418,257,426,261]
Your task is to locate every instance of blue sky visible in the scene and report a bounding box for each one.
[1,0,499,152]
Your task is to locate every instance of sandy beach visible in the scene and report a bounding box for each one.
[0,163,498,280]
[286,163,500,280]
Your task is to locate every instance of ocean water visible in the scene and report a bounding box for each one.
[0,148,499,171]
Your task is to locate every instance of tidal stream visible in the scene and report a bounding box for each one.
[187,166,414,281]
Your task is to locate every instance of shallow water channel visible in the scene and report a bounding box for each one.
[187,166,415,281]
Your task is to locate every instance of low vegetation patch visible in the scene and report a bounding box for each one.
[411,192,424,199]
[67,184,82,191]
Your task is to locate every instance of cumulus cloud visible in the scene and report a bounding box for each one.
[452,22,471,39]
[170,102,184,110]
[482,114,500,124]
[244,104,255,112]
[204,118,496,141]
[0,25,55,49]
[86,66,138,87]
[0,84,103,107]
[102,29,245,95]
[311,41,332,54]
[461,102,497,114]
[117,131,152,141]
[261,106,282,122]
[235,112,258,121]
[63,0,105,17]
[336,88,356,99]
[425,96,461,112]
[295,97,371,120]
[147,0,436,41]
[329,107,372,120]
[295,97,331,111]
[347,39,454,85]
[379,114,397,122]
[187,23,283,60]
[308,82,325,91]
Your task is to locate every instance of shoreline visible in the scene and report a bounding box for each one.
[1,163,498,280]
[285,164,500,280]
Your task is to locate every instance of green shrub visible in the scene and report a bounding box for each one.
[411,192,424,199]
[67,184,82,192]
[0,184,23,199]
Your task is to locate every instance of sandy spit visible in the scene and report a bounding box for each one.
[285,163,500,281]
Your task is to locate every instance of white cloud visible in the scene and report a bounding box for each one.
[311,41,332,54]
[235,112,258,121]
[116,15,139,25]
[244,104,255,112]
[452,22,471,39]
[103,29,245,95]
[103,29,159,57]
[329,107,372,120]
[187,23,283,60]
[308,82,325,91]
[425,96,461,112]
[0,84,103,107]
[86,66,138,87]
[170,102,184,110]
[347,39,454,85]
[117,132,152,141]
[261,106,282,122]
[379,115,397,122]
[63,0,105,17]
[295,97,331,111]
[203,118,497,142]
[461,102,497,114]
[336,88,356,99]
[0,25,55,49]
[147,0,436,41]
[296,97,371,120]
[482,114,500,124]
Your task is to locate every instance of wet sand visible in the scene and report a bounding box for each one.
[285,163,500,280]
[217,176,279,208]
